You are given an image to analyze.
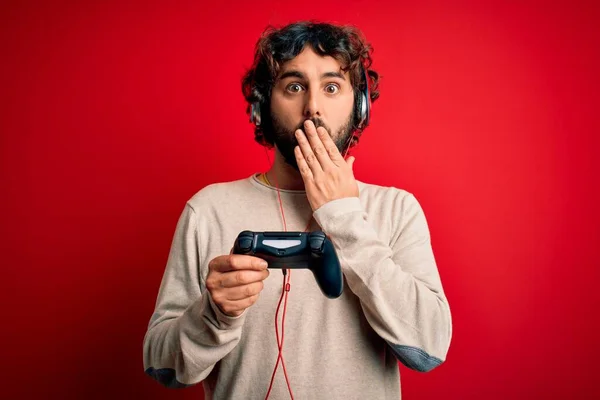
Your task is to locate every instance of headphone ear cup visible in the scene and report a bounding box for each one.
[250,102,261,126]
[355,91,369,129]
[362,70,371,128]
[362,91,370,128]
[355,67,370,129]
[354,91,361,127]
[360,92,368,126]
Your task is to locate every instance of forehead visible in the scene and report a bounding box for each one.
[277,46,347,78]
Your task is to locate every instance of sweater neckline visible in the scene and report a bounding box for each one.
[249,173,366,195]
[249,173,307,195]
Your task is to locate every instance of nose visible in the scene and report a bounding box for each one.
[303,87,321,119]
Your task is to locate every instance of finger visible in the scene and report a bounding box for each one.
[224,281,265,301]
[315,125,344,166]
[295,145,315,181]
[303,120,336,170]
[220,269,270,288]
[295,125,323,175]
[217,294,260,316]
[210,254,268,273]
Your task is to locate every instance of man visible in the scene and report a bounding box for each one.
[143,21,452,399]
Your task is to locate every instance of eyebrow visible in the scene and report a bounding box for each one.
[278,70,346,81]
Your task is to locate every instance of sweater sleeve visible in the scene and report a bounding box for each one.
[143,203,247,388]
[312,193,452,372]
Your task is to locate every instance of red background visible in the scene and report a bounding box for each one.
[2,0,599,399]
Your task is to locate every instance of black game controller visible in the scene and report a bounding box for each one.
[232,230,344,299]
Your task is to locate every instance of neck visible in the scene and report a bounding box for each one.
[265,148,306,191]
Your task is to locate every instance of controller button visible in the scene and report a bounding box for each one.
[239,238,253,251]
[309,237,325,252]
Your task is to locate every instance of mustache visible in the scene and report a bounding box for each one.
[294,117,331,135]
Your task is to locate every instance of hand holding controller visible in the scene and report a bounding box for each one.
[232,231,344,298]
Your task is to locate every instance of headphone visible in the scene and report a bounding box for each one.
[250,65,371,131]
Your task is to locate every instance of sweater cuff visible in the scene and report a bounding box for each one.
[207,292,248,327]
[312,196,385,298]
[183,292,247,332]
[312,196,365,235]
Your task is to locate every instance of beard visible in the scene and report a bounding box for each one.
[269,111,355,172]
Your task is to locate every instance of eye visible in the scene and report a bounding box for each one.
[286,83,304,93]
[325,84,339,94]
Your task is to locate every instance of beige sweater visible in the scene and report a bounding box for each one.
[143,173,452,399]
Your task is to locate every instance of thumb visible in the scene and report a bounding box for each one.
[347,156,356,169]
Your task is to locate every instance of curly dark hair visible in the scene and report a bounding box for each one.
[241,21,380,149]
